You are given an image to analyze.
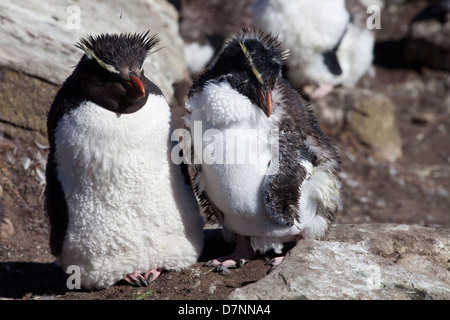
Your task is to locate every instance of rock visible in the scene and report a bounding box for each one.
[0,68,57,144]
[0,217,14,239]
[345,89,402,162]
[228,224,450,300]
[326,224,450,284]
[0,191,15,239]
[445,94,450,113]
[405,11,450,71]
[411,111,436,125]
[0,0,189,141]
[313,88,403,162]
[312,90,347,136]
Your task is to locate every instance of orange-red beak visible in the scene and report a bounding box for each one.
[130,74,146,97]
[257,87,272,118]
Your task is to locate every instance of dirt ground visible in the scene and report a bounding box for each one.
[0,1,449,300]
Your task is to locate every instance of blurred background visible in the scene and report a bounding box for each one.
[0,0,448,299]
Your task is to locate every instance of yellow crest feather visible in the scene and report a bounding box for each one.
[78,42,120,74]
[239,41,264,85]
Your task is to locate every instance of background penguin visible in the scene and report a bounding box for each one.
[182,28,342,270]
[170,0,253,76]
[45,31,204,290]
[251,0,375,100]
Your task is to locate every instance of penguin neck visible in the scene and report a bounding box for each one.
[189,80,259,126]
[188,80,283,130]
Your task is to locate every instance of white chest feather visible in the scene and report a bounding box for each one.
[186,81,278,220]
[55,97,170,216]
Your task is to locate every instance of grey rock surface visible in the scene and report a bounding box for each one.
[314,88,403,162]
[228,224,450,300]
[0,0,188,141]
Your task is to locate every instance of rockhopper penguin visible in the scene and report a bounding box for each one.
[182,28,342,269]
[45,31,204,290]
[252,0,375,99]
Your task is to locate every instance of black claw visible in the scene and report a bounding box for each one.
[205,260,216,267]
[137,274,148,287]
[215,264,231,274]
[146,273,156,286]
[238,259,248,267]
[131,279,142,287]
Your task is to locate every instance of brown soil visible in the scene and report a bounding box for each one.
[0,0,449,301]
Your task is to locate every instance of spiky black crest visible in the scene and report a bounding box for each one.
[231,27,290,63]
[76,31,160,73]
[234,27,281,51]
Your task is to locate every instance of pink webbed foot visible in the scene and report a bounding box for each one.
[267,235,304,271]
[302,83,335,100]
[268,256,285,271]
[205,235,256,272]
[123,268,162,287]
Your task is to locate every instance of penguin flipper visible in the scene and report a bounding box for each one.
[44,157,69,257]
[262,144,309,228]
[191,165,224,224]
[182,121,223,224]
[321,49,342,76]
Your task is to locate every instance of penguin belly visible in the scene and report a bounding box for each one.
[54,96,203,290]
[190,107,300,254]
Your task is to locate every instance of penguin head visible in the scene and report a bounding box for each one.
[201,28,289,118]
[75,31,160,114]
